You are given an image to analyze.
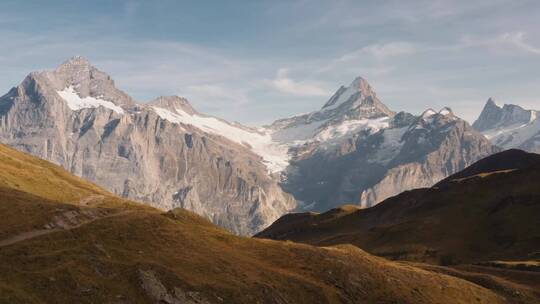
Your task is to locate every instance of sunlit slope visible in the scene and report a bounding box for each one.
[0,143,505,304]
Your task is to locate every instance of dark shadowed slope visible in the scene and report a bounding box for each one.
[256,149,540,265]
[0,143,508,304]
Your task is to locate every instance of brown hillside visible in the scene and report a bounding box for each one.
[0,143,509,304]
[257,149,540,265]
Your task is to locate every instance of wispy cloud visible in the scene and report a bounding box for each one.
[457,32,540,55]
[181,84,249,109]
[497,32,540,55]
[265,68,329,97]
[335,42,417,63]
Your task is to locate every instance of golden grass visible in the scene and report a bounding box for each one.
[0,143,510,303]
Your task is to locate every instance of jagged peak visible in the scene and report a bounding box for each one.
[439,107,453,116]
[56,56,94,71]
[319,75,394,119]
[149,95,196,114]
[322,76,374,110]
[485,97,501,108]
[349,76,374,93]
[421,108,437,119]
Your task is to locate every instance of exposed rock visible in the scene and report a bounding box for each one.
[473,98,540,153]
[138,269,213,304]
[269,78,498,211]
[0,57,295,235]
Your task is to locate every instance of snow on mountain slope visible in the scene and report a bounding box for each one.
[57,86,125,114]
[267,77,395,147]
[473,99,540,152]
[0,57,296,235]
[151,105,290,173]
[314,116,390,142]
[275,84,497,212]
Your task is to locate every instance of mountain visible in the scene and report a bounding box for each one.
[267,77,498,211]
[0,57,502,234]
[0,57,294,235]
[0,143,508,304]
[473,98,540,153]
[256,149,540,266]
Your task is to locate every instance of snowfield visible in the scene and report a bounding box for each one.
[57,86,125,114]
[152,106,290,173]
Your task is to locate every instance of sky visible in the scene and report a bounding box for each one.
[1,0,539,125]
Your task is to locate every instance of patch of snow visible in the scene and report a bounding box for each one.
[439,108,452,116]
[152,106,289,173]
[368,126,407,165]
[421,109,437,119]
[315,117,390,142]
[483,118,540,149]
[322,85,357,111]
[270,119,328,143]
[57,86,124,114]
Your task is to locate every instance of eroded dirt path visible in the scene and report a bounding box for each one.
[0,208,133,248]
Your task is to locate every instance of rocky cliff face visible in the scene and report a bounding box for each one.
[473,98,540,153]
[0,57,503,233]
[0,57,295,235]
[267,78,498,211]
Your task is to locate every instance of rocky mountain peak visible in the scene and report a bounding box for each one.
[349,76,374,95]
[472,98,504,132]
[322,76,375,109]
[57,56,92,70]
[473,98,536,132]
[43,56,135,108]
[319,76,394,121]
[485,97,499,108]
[148,96,196,114]
[439,107,454,116]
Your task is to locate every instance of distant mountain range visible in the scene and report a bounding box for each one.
[257,149,540,265]
[0,56,538,234]
[270,77,498,211]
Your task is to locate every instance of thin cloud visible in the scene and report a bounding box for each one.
[317,41,417,74]
[340,42,417,61]
[266,68,329,97]
[498,32,540,55]
[457,32,540,55]
[181,84,250,109]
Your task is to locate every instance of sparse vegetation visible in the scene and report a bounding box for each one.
[0,143,513,303]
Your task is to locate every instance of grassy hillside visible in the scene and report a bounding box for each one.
[257,150,540,266]
[0,143,514,303]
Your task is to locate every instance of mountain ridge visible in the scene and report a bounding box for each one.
[473,98,540,153]
[0,56,503,234]
[0,57,295,235]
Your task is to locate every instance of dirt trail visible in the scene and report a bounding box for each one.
[0,209,133,248]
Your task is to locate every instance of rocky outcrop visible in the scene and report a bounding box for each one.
[138,269,214,304]
[473,98,540,153]
[0,57,295,235]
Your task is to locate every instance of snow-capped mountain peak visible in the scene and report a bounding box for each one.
[57,55,92,70]
[439,107,453,116]
[44,57,136,108]
[473,99,540,153]
[320,76,393,119]
[421,108,437,119]
[268,76,396,145]
[148,96,196,114]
